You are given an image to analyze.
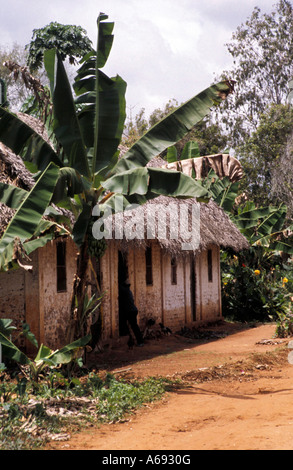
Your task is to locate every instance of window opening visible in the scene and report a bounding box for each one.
[57,241,67,292]
[171,257,177,285]
[145,246,153,285]
[207,249,213,283]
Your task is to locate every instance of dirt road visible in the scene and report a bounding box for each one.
[48,323,293,450]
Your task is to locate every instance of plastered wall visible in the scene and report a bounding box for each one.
[100,242,222,339]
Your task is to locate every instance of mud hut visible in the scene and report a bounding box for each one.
[98,191,249,342]
[0,115,77,351]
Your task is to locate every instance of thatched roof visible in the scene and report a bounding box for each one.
[104,196,249,257]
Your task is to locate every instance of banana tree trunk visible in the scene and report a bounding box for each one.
[67,238,90,343]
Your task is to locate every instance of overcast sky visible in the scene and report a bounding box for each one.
[1,0,277,117]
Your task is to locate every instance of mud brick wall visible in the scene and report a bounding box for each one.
[0,268,26,347]
[100,241,222,341]
[38,238,78,350]
[196,246,222,322]
[128,243,164,329]
[99,242,119,341]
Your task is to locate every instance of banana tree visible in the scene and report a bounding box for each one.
[0,329,91,381]
[202,170,293,254]
[0,13,234,340]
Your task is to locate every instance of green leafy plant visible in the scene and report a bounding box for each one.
[0,331,91,382]
[26,22,93,72]
[274,312,293,338]
[94,374,167,422]
[221,250,292,323]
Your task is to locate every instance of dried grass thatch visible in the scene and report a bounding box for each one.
[104,196,249,257]
[103,152,247,256]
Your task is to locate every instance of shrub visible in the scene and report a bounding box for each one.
[221,248,292,323]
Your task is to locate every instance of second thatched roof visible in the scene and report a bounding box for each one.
[104,195,249,257]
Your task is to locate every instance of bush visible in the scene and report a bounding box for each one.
[221,248,292,323]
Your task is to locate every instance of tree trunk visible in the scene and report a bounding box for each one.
[67,239,90,343]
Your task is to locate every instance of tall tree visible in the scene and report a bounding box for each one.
[239,103,293,207]
[217,0,293,148]
[0,44,32,110]
[26,22,93,72]
[272,127,293,219]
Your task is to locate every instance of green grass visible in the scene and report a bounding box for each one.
[0,370,172,450]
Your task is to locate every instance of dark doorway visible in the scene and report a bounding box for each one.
[118,251,129,336]
[190,256,196,321]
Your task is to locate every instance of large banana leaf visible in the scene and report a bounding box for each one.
[23,219,69,255]
[113,80,234,174]
[0,107,63,171]
[232,202,292,253]
[102,166,210,200]
[0,163,59,269]
[48,334,91,365]
[44,49,90,178]
[0,182,27,208]
[74,72,127,174]
[96,13,114,68]
[51,167,91,203]
[0,332,30,365]
[72,202,92,246]
[208,176,239,212]
[201,171,292,254]
[0,332,91,367]
[73,14,127,176]
[233,204,287,234]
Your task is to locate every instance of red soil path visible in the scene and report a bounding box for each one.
[48,322,293,451]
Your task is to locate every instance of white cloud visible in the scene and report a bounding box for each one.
[0,0,278,116]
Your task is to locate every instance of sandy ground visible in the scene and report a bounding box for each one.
[47,322,293,451]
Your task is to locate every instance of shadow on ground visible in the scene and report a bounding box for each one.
[87,321,259,373]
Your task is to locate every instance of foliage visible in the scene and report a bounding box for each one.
[204,170,293,325]
[0,44,33,110]
[123,104,228,158]
[26,22,93,72]
[0,319,17,338]
[271,127,293,220]
[0,324,91,382]
[232,202,293,255]
[95,375,166,423]
[217,0,293,148]
[221,249,292,323]
[238,104,293,208]
[202,170,293,255]
[274,311,293,338]
[0,163,68,271]
[0,368,170,450]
